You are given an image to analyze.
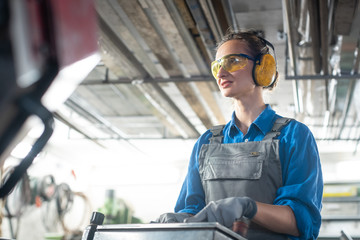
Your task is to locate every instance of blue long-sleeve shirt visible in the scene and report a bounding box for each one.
[175,105,323,240]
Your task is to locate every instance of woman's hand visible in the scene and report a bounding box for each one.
[184,197,257,228]
[155,212,192,223]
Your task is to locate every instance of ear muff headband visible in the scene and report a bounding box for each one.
[252,37,278,87]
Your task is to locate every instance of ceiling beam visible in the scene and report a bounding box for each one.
[96,9,202,139]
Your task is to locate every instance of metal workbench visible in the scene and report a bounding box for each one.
[82,222,247,240]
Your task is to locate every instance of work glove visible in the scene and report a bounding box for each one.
[184,197,257,228]
[155,212,192,223]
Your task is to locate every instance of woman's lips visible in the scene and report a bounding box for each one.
[220,80,232,88]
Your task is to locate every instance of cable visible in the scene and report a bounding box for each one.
[0,96,54,198]
[55,183,74,218]
[1,167,31,218]
[1,167,31,239]
[60,191,91,234]
[40,182,91,235]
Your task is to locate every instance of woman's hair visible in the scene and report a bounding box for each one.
[216,29,278,90]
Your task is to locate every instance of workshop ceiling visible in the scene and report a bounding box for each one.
[57,0,360,144]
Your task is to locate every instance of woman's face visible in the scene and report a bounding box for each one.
[215,40,258,99]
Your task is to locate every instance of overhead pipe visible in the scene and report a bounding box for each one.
[65,97,128,139]
[53,111,105,148]
[283,0,302,114]
[305,0,332,139]
[285,73,360,80]
[297,0,309,43]
[65,97,148,153]
[283,0,299,77]
[318,0,337,140]
[82,75,212,85]
[81,73,360,85]
[307,0,322,74]
[337,39,360,139]
[356,118,360,154]
[337,79,357,139]
[319,0,330,111]
[224,0,238,31]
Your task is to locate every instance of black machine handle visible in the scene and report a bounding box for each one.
[86,211,105,240]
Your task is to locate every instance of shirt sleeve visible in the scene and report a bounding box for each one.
[274,121,323,240]
[174,134,209,215]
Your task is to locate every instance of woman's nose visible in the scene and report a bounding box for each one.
[217,66,229,79]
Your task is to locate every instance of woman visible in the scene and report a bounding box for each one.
[157,30,323,240]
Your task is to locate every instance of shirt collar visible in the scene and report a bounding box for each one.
[253,104,277,135]
[229,104,277,135]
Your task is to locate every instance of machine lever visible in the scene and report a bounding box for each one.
[85,211,105,240]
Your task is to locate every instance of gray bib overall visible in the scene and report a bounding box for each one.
[198,118,292,240]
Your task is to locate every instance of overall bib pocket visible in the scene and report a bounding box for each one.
[201,152,265,181]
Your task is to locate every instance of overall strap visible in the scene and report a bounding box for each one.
[209,125,225,144]
[263,117,293,141]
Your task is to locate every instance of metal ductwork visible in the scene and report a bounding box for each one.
[283,0,360,142]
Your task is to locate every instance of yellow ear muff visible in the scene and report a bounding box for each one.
[253,53,277,87]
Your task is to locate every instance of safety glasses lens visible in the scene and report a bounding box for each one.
[211,61,221,79]
[223,56,248,72]
[211,55,249,79]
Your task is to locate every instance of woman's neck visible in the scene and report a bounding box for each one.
[233,97,266,135]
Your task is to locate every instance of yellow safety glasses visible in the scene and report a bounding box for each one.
[211,53,255,79]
